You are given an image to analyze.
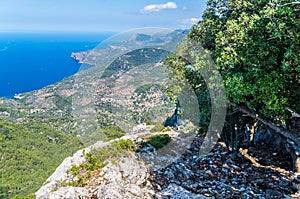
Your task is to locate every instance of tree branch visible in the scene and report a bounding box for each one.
[228,102,300,146]
[286,107,300,118]
[278,2,300,7]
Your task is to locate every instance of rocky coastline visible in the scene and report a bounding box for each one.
[71,51,95,68]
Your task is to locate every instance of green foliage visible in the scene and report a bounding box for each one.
[10,194,35,199]
[166,0,299,137]
[65,152,107,186]
[0,120,83,198]
[67,139,133,177]
[111,139,134,151]
[65,139,134,187]
[67,165,81,176]
[141,134,171,150]
[194,0,299,121]
[164,51,212,133]
[83,152,102,171]
[0,105,9,112]
[101,125,125,141]
[145,120,155,125]
[62,174,91,187]
[92,139,135,163]
[101,70,115,79]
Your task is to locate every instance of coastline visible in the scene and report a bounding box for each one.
[0,32,112,98]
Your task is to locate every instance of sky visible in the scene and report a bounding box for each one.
[0,0,207,33]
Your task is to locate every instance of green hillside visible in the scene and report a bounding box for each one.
[101,48,170,78]
[0,121,83,198]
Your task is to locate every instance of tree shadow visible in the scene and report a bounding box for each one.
[145,139,298,198]
[244,145,293,171]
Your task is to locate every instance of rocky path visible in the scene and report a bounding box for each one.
[152,137,300,199]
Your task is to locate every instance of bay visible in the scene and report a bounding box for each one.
[0,32,113,98]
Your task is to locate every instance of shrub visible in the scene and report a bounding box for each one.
[141,134,171,150]
[150,123,165,133]
[111,139,134,151]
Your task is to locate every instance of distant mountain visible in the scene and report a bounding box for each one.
[131,33,151,41]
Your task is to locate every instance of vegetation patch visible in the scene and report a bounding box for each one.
[10,194,35,199]
[92,139,135,162]
[100,125,125,141]
[140,134,171,150]
[101,48,170,78]
[53,94,72,114]
[0,120,83,198]
[150,122,171,133]
[64,139,135,187]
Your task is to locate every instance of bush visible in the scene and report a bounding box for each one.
[141,134,171,150]
[111,139,134,151]
[62,174,91,187]
[67,165,81,176]
[150,123,165,133]
[82,152,101,171]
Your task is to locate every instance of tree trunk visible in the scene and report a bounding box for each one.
[287,143,300,172]
[295,156,300,173]
[287,117,300,173]
[228,102,300,147]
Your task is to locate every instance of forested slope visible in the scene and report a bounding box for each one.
[0,121,83,198]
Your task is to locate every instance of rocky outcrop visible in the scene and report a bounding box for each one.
[35,139,113,198]
[35,125,163,198]
[36,124,300,199]
[90,156,154,199]
[155,183,207,199]
[39,156,154,199]
[44,187,89,199]
[35,124,208,199]
[35,148,89,198]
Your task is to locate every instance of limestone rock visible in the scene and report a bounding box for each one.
[155,183,207,199]
[91,156,154,199]
[35,140,109,198]
[44,187,88,199]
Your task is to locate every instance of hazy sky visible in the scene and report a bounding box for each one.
[0,0,207,33]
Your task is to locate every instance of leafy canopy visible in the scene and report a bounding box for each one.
[167,0,299,128]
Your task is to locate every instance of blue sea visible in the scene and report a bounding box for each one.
[0,32,114,98]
